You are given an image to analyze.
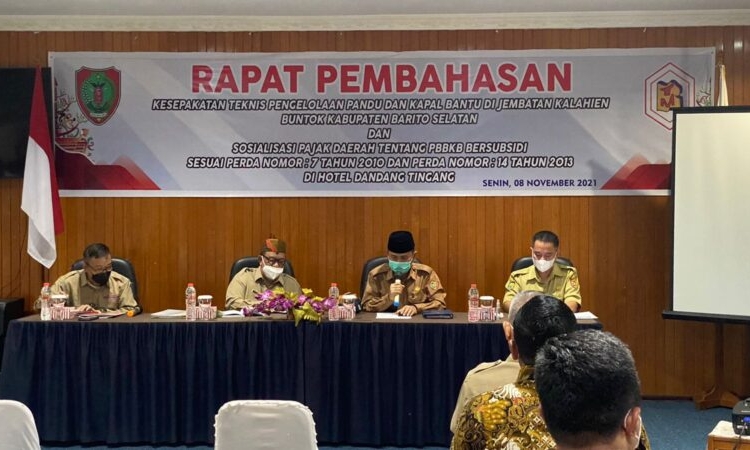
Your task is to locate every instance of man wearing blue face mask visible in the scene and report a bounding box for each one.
[51,242,137,313]
[361,230,446,316]
[502,230,581,313]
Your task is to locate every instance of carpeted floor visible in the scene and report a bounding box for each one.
[41,399,737,450]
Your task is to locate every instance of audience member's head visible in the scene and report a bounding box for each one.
[535,329,643,450]
[502,290,542,345]
[511,294,576,365]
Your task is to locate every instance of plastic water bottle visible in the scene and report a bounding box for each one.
[328,282,340,302]
[467,283,480,323]
[392,279,402,308]
[40,282,51,321]
[328,283,340,321]
[185,283,197,321]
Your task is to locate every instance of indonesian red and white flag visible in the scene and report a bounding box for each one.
[21,67,64,268]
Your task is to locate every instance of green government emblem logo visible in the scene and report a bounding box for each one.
[75,67,121,125]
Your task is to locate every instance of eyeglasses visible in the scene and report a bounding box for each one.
[85,261,113,274]
[261,255,286,267]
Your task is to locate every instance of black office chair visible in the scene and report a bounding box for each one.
[71,257,140,304]
[228,256,295,283]
[359,256,420,298]
[510,256,574,272]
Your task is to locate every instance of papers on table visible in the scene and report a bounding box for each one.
[574,311,598,320]
[78,311,126,320]
[151,309,186,318]
[151,309,245,319]
[376,312,412,320]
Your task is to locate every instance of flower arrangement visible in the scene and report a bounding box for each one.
[242,287,337,325]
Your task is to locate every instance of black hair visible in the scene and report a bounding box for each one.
[83,243,110,260]
[535,329,641,448]
[512,295,576,365]
[532,230,559,248]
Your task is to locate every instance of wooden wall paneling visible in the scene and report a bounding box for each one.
[0,32,9,66]
[166,32,179,52]
[489,198,505,296]
[214,32,226,53]
[0,181,21,297]
[743,26,749,103]
[733,27,742,102]
[462,196,480,296]
[205,31,216,53]
[345,197,362,294]
[435,29,451,51]
[7,32,19,65]
[475,197,488,295]
[2,27,750,397]
[723,325,749,395]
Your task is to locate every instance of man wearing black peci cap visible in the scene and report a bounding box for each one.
[361,230,446,316]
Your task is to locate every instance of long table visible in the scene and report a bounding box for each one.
[0,312,599,446]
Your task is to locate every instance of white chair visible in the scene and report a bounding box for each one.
[214,400,317,450]
[0,400,41,450]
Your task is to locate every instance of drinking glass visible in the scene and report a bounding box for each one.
[51,294,68,308]
[479,296,495,321]
[198,295,213,308]
[50,294,68,320]
[341,294,357,320]
[197,295,213,320]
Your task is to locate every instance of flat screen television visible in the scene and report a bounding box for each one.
[0,67,54,178]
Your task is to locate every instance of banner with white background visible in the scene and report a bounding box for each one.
[50,49,715,197]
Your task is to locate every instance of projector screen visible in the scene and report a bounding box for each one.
[669,107,750,323]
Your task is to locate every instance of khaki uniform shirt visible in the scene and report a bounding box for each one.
[51,270,138,313]
[450,356,521,433]
[361,262,446,313]
[503,262,581,310]
[225,267,302,310]
[451,365,652,450]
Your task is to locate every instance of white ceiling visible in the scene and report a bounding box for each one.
[1,0,749,31]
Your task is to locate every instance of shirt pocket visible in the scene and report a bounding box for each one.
[408,283,427,303]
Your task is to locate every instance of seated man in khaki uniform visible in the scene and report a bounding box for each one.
[51,242,138,313]
[449,290,540,433]
[503,230,581,312]
[225,237,302,310]
[361,230,446,317]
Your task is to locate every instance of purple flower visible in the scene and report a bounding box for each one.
[248,288,337,325]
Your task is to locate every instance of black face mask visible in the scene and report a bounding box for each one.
[92,271,111,286]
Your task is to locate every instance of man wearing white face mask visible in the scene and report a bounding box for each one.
[502,230,581,312]
[225,237,302,310]
[535,329,650,450]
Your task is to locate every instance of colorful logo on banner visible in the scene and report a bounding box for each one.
[644,62,710,130]
[75,67,121,125]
